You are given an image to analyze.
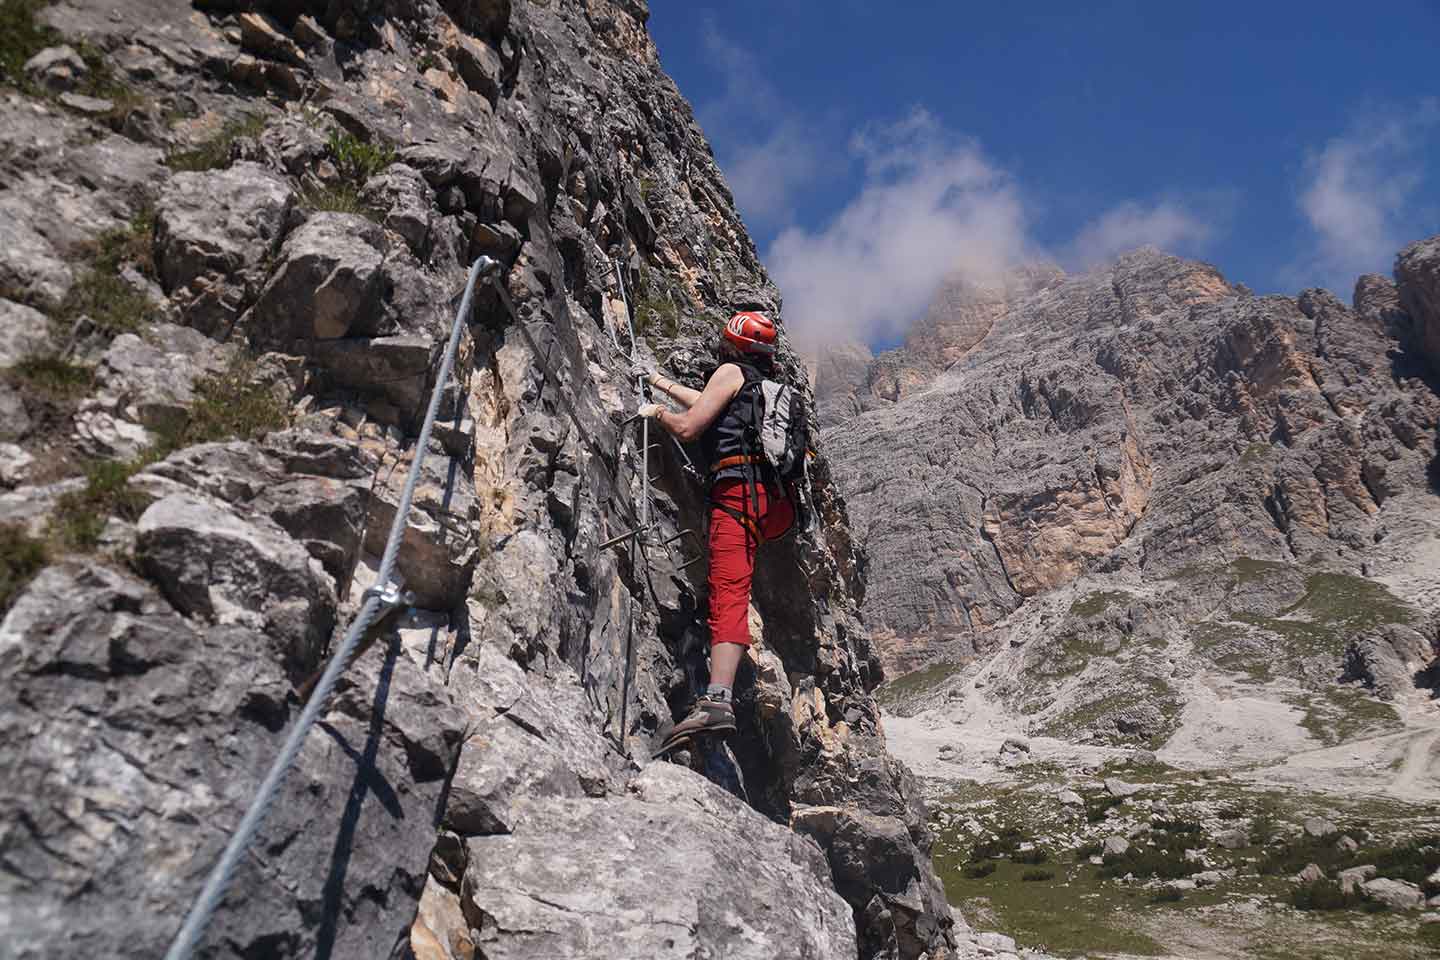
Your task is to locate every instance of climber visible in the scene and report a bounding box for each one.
[635,312,797,755]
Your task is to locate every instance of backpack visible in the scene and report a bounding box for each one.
[750,378,808,482]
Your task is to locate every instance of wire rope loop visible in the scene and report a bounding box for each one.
[163,256,498,960]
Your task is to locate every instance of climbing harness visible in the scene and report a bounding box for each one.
[163,256,498,960]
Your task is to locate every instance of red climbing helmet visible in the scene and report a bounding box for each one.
[723,311,777,355]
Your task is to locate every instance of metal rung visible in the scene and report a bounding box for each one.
[662,528,695,545]
[599,524,655,550]
[678,554,705,569]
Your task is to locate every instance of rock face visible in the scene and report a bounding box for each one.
[1397,236,1440,374]
[0,1,951,958]
[828,246,1440,688]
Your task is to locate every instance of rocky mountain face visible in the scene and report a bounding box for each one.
[825,246,1440,683]
[0,2,959,957]
[823,244,1440,957]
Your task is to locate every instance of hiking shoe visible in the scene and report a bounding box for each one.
[653,697,736,756]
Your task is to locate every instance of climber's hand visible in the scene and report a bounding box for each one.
[629,362,658,384]
[637,403,664,419]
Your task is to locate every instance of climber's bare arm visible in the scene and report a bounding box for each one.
[649,373,702,408]
[652,363,743,443]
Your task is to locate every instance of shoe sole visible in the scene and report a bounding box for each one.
[652,723,737,758]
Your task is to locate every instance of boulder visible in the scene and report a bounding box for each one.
[155,161,294,293]
[1396,234,1440,374]
[456,764,857,959]
[1335,835,1359,853]
[1339,864,1378,894]
[1102,836,1130,857]
[23,45,87,92]
[976,931,1018,954]
[0,443,35,487]
[1343,625,1437,700]
[0,562,464,958]
[250,213,387,345]
[1214,829,1248,850]
[134,493,336,673]
[1294,863,1325,884]
[0,299,50,369]
[1056,789,1083,807]
[1104,778,1141,798]
[1361,877,1424,910]
[362,164,435,258]
[1303,817,1338,839]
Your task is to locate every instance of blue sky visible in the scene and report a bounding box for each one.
[650,1,1440,347]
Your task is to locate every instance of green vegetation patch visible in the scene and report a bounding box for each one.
[55,207,159,337]
[167,112,267,172]
[296,129,395,219]
[8,352,95,401]
[1069,590,1134,618]
[876,658,961,710]
[0,523,48,611]
[1099,834,1202,881]
[0,0,57,86]
[1295,686,1403,747]
[49,358,290,551]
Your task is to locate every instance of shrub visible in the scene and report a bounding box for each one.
[1014,846,1050,865]
[1373,835,1440,889]
[298,182,374,218]
[1022,869,1054,882]
[326,129,394,183]
[1290,879,1363,912]
[1150,885,1184,903]
[1086,794,1125,824]
[961,861,996,880]
[0,0,58,87]
[152,358,290,454]
[10,353,95,401]
[1154,820,1203,835]
[1216,806,1245,821]
[56,207,159,337]
[1100,835,1201,881]
[50,456,150,550]
[167,112,267,172]
[0,523,48,610]
[972,827,1025,861]
[1074,841,1103,860]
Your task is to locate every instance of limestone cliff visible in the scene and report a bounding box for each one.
[826,243,1440,707]
[0,2,954,957]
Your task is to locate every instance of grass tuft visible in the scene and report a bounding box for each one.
[0,523,49,611]
[166,112,267,172]
[55,207,159,337]
[10,352,95,400]
[0,0,59,88]
[961,860,996,879]
[1021,868,1055,882]
[326,128,394,183]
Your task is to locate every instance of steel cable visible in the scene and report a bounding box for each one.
[163,255,498,960]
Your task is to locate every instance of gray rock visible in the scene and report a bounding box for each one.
[1214,829,1248,850]
[1104,778,1141,798]
[0,443,36,488]
[1338,864,1377,894]
[1000,736,1031,755]
[251,213,387,345]
[23,45,87,92]
[1294,863,1325,884]
[0,478,85,537]
[1344,625,1437,700]
[1335,834,1359,853]
[1193,870,1227,887]
[1397,235,1440,374]
[1361,877,1424,910]
[1057,789,1083,807]
[977,931,1018,953]
[1303,817,1338,838]
[1102,836,1130,857]
[362,164,435,258]
[455,764,857,959]
[134,493,337,674]
[0,299,51,369]
[154,161,295,309]
[58,92,113,115]
[0,384,31,442]
[0,561,465,959]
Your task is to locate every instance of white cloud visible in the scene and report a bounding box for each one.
[1294,102,1439,293]
[695,21,825,228]
[767,109,1031,351]
[1065,199,1216,269]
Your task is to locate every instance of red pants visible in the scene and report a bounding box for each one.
[707,479,794,647]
